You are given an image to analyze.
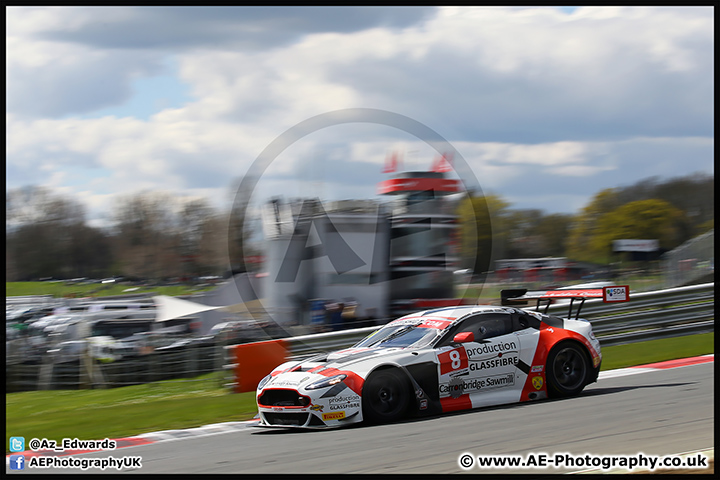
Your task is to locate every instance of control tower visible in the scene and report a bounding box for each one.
[377,170,464,313]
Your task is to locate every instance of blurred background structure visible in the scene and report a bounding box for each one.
[662,229,714,288]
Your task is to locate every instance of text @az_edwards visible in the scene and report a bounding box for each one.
[8,436,142,472]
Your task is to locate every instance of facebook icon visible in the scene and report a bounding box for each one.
[9,455,25,470]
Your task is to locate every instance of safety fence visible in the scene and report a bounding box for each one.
[6,283,713,392]
[225,283,714,392]
[5,340,226,393]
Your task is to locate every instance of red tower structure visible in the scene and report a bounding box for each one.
[378,167,467,315]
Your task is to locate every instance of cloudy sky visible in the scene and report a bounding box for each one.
[6,6,714,227]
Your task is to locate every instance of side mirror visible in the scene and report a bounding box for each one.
[453,331,475,344]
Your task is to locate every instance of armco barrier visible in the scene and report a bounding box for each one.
[224,283,714,392]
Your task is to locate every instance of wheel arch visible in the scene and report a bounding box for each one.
[548,337,593,364]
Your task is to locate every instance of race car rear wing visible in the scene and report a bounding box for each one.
[501,285,630,319]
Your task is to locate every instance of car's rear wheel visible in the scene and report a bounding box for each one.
[546,341,590,397]
[362,368,410,424]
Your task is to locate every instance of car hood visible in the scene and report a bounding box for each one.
[324,345,405,364]
[269,346,409,384]
[265,348,398,393]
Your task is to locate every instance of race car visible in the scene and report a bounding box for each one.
[255,286,625,429]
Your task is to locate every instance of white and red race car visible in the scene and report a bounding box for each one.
[255,286,628,428]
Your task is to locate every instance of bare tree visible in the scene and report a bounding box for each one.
[6,186,113,280]
[112,192,181,280]
[178,199,226,278]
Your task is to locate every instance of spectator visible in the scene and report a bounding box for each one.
[341,302,358,329]
[330,302,344,331]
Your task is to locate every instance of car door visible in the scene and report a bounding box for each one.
[435,312,522,411]
[510,309,548,401]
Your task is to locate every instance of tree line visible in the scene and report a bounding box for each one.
[5,187,241,282]
[457,173,713,274]
[6,173,714,282]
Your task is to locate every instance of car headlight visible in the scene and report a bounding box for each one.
[305,374,347,390]
[257,374,272,390]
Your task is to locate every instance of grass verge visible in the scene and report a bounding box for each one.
[6,373,258,453]
[6,281,214,299]
[5,333,713,453]
[598,332,713,370]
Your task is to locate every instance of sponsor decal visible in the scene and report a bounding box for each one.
[329,394,360,403]
[469,355,519,371]
[439,347,469,375]
[531,365,543,373]
[603,285,630,302]
[483,374,515,389]
[419,319,452,330]
[440,374,515,396]
[542,289,603,298]
[328,395,361,411]
[449,376,465,399]
[532,376,543,390]
[310,404,324,412]
[419,399,428,410]
[465,341,517,358]
[322,411,346,421]
[271,379,301,387]
[388,317,424,326]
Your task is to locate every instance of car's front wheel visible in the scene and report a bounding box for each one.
[546,341,590,397]
[362,368,410,424]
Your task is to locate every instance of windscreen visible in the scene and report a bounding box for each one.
[353,321,444,349]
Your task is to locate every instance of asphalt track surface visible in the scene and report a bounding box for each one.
[7,359,714,474]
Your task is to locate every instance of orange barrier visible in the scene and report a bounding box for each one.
[233,339,289,393]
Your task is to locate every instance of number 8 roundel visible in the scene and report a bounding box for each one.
[439,347,469,375]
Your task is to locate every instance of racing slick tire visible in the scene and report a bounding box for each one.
[546,341,591,398]
[362,368,410,424]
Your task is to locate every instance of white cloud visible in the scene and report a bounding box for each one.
[5,6,714,224]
